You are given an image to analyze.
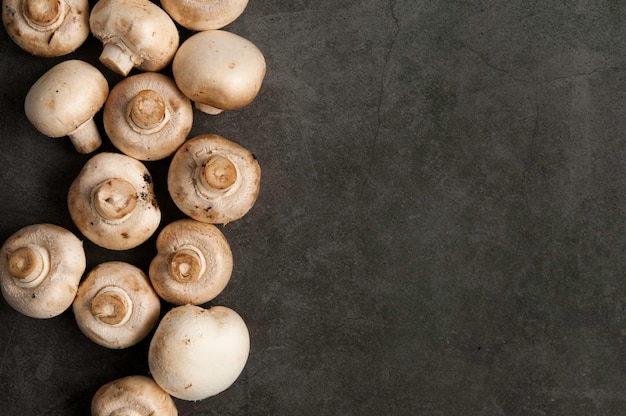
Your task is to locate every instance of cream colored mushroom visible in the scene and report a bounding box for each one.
[92,375,177,416]
[0,223,86,319]
[103,72,193,161]
[149,218,233,305]
[172,30,266,115]
[73,261,161,349]
[160,0,248,31]
[67,152,161,250]
[2,0,90,57]
[89,0,179,76]
[148,304,250,401]
[24,59,108,154]
[168,134,261,224]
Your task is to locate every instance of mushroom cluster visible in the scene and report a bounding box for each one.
[2,0,266,413]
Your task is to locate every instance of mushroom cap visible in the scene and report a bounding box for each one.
[24,59,108,138]
[104,72,193,161]
[0,223,86,319]
[73,261,161,349]
[148,304,250,401]
[2,0,90,57]
[172,30,266,113]
[168,134,261,224]
[67,152,161,250]
[92,375,177,416]
[160,0,248,31]
[149,218,233,305]
[89,0,179,74]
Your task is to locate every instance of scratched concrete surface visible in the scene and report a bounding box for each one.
[0,0,625,415]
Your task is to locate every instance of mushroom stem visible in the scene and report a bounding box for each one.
[100,42,136,76]
[194,102,224,115]
[128,89,169,133]
[23,0,64,30]
[91,286,133,326]
[169,246,206,283]
[93,178,138,222]
[7,244,50,288]
[201,155,237,191]
[109,409,144,416]
[68,118,102,154]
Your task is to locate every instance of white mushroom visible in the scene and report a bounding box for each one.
[89,0,179,76]
[172,30,266,115]
[24,59,109,154]
[168,134,261,224]
[2,0,90,57]
[91,375,177,416]
[159,0,248,31]
[67,152,161,250]
[148,304,250,401]
[73,261,161,349]
[149,218,233,305]
[103,72,193,161]
[0,223,86,319]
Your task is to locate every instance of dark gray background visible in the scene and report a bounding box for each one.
[1,0,625,414]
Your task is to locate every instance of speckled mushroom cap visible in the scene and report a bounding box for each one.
[73,261,161,349]
[168,134,261,224]
[172,30,266,115]
[91,375,177,416]
[67,152,161,250]
[104,72,193,161]
[149,218,233,305]
[2,0,90,57]
[160,0,248,31]
[89,0,179,76]
[0,223,86,319]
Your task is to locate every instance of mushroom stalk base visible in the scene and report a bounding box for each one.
[194,102,224,115]
[100,43,135,76]
[69,119,102,154]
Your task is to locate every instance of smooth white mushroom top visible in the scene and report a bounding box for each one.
[160,0,248,31]
[91,375,178,416]
[2,0,90,57]
[0,223,86,319]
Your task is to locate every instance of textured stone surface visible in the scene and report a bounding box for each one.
[1,0,626,415]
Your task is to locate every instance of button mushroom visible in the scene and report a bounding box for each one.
[89,0,179,76]
[168,134,261,224]
[159,0,248,31]
[149,218,233,305]
[24,59,109,154]
[2,0,90,57]
[92,375,177,416]
[73,261,161,349]
[0,223,86,319]
[103,72,193,161]
[67,152,161,250]
[148,304,250,401]
[172,29,266,115]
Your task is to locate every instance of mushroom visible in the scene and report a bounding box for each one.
[103,72,193,161]
[24,59,109,154]
[89,0,179,76]
[149,218,233,305]
[0,223,86,319]
[67,152,161,250]
[172,29,266,115]
[168,134,261,224]
[148,304,250,401]
[2,0,90,57]
[73,261,161,349]
[92,375,177,416]
[159,0,248,31]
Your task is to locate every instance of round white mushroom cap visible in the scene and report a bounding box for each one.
[0,223,86,319]
[148,304,250,401]
[160,0,248,31]
[91,375,177,416]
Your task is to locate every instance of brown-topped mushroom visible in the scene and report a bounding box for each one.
[67,152,161,250]
[89,0,179,76]
[160,0,248,31]
[103,72,193,161]
[149,218,233,305]
[0,223,86,318]
[24,59,109,154]
[91,375,177,416]
[2,0,90,57]
[168,134,261,224]
[73,261,161,349]
[172,30,266,115]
